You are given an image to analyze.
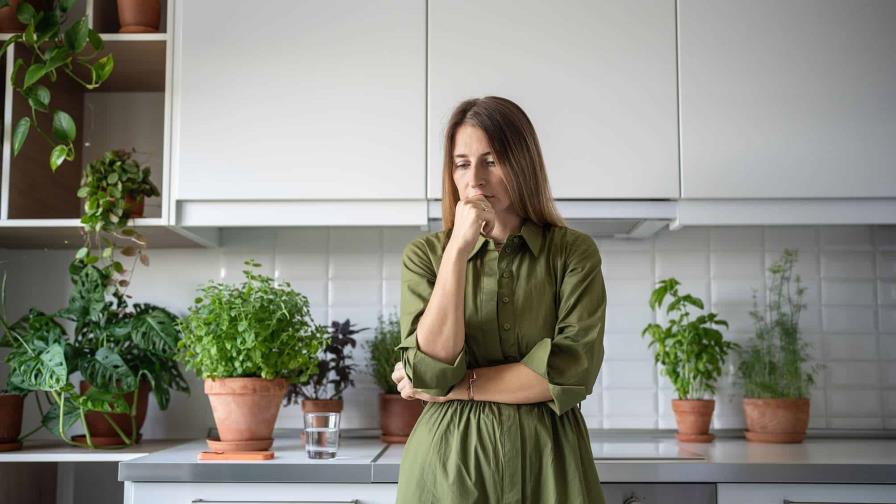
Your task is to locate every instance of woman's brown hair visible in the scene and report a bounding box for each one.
[441,96,566,232]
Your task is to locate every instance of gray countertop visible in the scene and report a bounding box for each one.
[118,431,896,485]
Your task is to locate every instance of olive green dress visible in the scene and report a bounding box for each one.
[394,220,607,504]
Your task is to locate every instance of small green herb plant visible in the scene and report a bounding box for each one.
[1,0,114,171]
[178,259,330,382]
[737,249,820,398]
[284,319,367,403]
[364,311,402,394]
[642,278,738,400]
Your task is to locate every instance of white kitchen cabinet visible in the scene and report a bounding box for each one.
[124,482,398,504]
[717,483,896,504]
[427,0,679,200]
[678,0,896,199]
[171,0,426,206]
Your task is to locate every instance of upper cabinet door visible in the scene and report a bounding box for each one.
[173,0,426,201]
[679,0,896,199]
[427,0,679,200]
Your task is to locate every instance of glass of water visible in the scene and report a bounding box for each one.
[304,412,340,459]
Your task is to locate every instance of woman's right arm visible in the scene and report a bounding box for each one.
[415,196,493,362]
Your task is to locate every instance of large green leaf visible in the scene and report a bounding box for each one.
[12,116,30,156]
[78,386,130,414]
[78,346,137,392]
[51,110,76,142]
[49,144,67,172]
[63,17,88,53]
[8,343,68,392]
[23,63,47,89]
[92,55,114,85]
[24,84,50,112]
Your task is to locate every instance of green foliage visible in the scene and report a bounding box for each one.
[76,149,158,299]
[178,259,329,382]
[79,148,160,232]
[642,278,738,400]
[0,263,189,448]
[737,249,820,399]
[364,312,402,394]
[0,0,113,171]
[284,319,367,403]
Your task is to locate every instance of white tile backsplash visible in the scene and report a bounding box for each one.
[1,225,895,437]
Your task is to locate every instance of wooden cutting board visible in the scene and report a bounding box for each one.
[198,450,274,461]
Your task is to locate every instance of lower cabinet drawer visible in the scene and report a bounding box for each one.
[717,484,896,504]
[125,483,398,504]
[600,483,716,504]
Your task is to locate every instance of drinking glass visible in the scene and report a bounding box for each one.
[304,412,340,459]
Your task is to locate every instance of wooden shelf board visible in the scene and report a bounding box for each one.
[0,220,216,249]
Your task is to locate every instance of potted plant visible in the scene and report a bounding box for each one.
[1,0,114,171]
[116,0,160,33]
[0,264,190,449]
[0,298,27,452]
[365,312,424,443]
[642,278,737,443]
[737,249,820,443]
[79,148,160,221]
[284,319,365,415]
[179,259,329,452]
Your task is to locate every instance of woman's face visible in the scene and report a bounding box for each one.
[452,124,512,213]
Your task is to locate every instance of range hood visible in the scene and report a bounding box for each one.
[427,200,676,239]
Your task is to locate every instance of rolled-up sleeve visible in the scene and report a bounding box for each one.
[520,232,606,416]
[394,238,467,397]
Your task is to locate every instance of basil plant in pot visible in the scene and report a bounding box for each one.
[737,249,820,444]
[365,311,423,443]
[179,259,329,452]
[642,278,738,443]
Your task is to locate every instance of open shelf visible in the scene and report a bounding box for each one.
[5,38,167,220]
[0,219,218,248]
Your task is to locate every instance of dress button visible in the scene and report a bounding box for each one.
[502,322,511,330]
[502,271,511,278]
[502,296,510,303]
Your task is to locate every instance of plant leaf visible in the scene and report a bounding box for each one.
[12,117,30,156]
[23,63,47,89]
[63,17,89,53]
[51,110,76,142]
[49,144,67,172]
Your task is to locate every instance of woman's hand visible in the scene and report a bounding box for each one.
[447,195,495,256]
[391,361,452,403]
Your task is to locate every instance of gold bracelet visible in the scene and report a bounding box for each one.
[467,369,477,401]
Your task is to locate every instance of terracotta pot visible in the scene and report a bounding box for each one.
[124,194,145,218]
[79,379,150,443]
[0,393,24,448]
[0,0,26,33]
[205,378,287,449]
[671,399,715,443]
[116,0,161,33]
[743,398,810,443]
[379,393,424,443]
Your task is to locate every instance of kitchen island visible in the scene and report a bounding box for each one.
[117,431,896,503]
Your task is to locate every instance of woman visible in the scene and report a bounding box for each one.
[391,96,607,503]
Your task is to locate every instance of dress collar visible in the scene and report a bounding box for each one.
[465,219,545,261]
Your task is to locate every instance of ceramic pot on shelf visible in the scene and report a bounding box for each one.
[0,393,24,452]
[205,377,287,452]
[671,399,716,443]
[743,397,810,444]
[116,0,161,33]
[379,393,424,443]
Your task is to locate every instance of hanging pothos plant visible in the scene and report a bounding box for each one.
[0,0,113,171]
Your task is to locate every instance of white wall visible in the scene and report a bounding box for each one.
[1,224,895,440]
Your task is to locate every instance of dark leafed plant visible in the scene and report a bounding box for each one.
[0,0,114,171]
[642,278,738,400]
[364,311,401,394]
[76,148,159,295]
[737,249,820,399]
[284,319,367,403]
[178,259,330,382]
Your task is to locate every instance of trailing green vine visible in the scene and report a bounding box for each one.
[0,0,113,171]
